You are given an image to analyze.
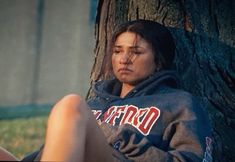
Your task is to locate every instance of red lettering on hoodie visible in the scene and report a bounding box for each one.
[103,106,116,122]
[92,105,161,136]
[120,105,138,125]
[137,107,160,135]
[108,106,125,125]
[133,108,148,126]
[91,110,102,120]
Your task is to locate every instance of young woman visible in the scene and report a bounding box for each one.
[2,20,213,162]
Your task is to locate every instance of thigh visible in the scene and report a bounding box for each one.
[41,94,115,162]
[84,103,115,162]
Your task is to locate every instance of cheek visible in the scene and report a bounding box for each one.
[139,62,156,77]
[111,56,117,71]
[141,57,156,70]
[143,63,156,75]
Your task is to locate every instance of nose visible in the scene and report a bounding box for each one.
[119,52,132,64]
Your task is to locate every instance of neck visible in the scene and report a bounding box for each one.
[120,83,135,98]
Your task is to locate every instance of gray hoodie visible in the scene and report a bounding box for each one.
[87,70,213,162]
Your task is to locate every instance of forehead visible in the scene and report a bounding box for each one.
[115,32,150,47]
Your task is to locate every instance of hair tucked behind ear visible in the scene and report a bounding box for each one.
[102,19,176,78]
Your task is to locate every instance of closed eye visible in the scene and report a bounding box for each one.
[131,50,143,55]
[113,49,122,55]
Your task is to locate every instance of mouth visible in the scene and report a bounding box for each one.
[118,68,133,73]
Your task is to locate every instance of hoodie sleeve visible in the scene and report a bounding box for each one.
[128,119,212,162]
[99,96,213,162]
[111,123,212,162]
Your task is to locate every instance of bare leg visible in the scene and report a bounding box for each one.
[0,146,19,161]
[41,94,114,162]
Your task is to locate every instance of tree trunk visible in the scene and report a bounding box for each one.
[89,0,235,161]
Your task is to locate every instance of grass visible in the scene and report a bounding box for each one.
[0,105,52,160]
[0,116,48,160]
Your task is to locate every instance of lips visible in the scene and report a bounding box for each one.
[118,68,133,73]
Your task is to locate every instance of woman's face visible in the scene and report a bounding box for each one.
[112,32,156,86]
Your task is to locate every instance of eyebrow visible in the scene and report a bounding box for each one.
[114,45,145,49]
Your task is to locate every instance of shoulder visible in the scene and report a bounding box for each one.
[159,87,208,117]
[158,87,196,104]
[158,87,212,132]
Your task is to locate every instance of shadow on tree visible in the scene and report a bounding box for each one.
[172,28,235,162]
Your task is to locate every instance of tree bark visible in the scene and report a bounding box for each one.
[89,0,235,161]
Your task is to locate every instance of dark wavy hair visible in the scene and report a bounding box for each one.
[103,19,176,77]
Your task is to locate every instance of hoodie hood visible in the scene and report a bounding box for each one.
[93,70,180,100]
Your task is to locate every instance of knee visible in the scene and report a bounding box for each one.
[49,94,88,123]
